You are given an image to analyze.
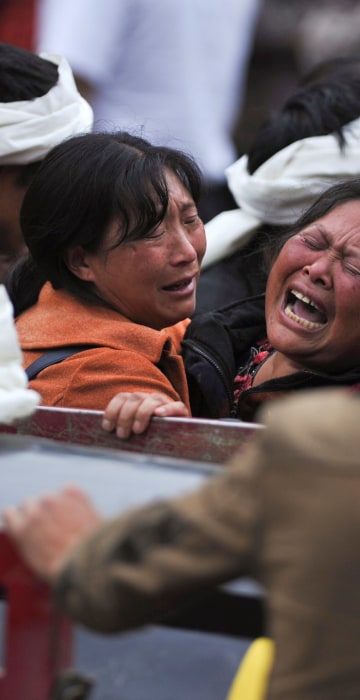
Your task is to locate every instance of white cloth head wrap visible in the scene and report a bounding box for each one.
[0,286,39,423]
[0,53,93,165]
[203,117,360,268]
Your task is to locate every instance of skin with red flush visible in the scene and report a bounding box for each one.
[103,200,360,436]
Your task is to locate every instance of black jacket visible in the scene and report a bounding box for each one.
[183,294,360,421]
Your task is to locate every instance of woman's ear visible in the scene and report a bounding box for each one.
[64,246,96,281]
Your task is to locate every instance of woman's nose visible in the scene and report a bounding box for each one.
[302,256,333,288]
[171,229,199,263]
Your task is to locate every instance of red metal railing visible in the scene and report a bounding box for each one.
[0,532,73,700]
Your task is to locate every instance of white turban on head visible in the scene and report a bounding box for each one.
[202,117,360,268]
[0,53,94,165]
[0,286,39,424]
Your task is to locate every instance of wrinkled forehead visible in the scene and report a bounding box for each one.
[300,200,360,250]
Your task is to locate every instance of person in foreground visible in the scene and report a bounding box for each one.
[0,41,93,282]
[102,178,360,437]
[7,131,206,413]
[4,386,360,699]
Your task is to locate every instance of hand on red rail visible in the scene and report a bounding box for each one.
[102,391,189,439]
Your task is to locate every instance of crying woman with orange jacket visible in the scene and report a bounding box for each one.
[9,131,206,413]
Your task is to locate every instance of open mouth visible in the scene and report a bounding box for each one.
[284,289,327,329]
[163,276,193,292]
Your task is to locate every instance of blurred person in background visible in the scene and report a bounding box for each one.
[235,0,360,153]
[0,0,38,51]
[294,0,360,73]
[196,55,360,312]
[36,0,262,223]
[0,41,93,282]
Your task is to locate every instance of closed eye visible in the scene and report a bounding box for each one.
[344,262,360,276]
[301,235,326,251]
[184,214,201,226]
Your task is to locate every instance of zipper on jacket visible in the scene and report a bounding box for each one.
[183,339,234,411]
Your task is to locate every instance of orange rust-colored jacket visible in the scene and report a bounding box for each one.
[16,283,191,411]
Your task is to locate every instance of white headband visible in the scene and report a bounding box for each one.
[0,53,94,165]
[203,117,360,268]
[0,285,39,423]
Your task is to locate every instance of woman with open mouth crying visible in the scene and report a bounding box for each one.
[6,131,206,413]
[102,179,360,437]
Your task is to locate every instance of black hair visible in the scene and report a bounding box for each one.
[0,43,59,188]
[247,56,360,174]
[6,255,46,318]
[268,179,360,265]
[7,131,202,315]
[0,41,59,102]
